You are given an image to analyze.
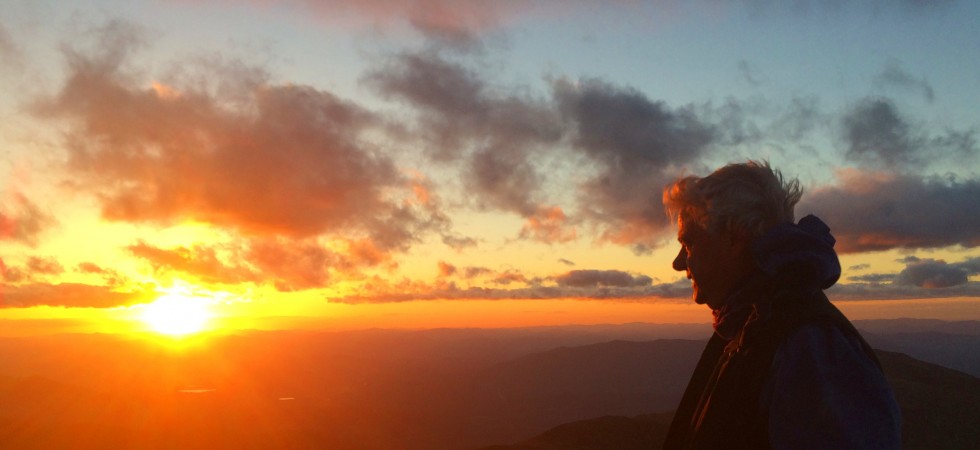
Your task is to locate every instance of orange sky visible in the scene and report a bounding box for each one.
[1,1,979,338]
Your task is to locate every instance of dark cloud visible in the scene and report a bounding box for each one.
[802,171,980,252]
[840,97,977,168]
[873,59,935,103]
[492,271,528,285]
[366,50,561,219]
[554,78,710,169]
[894,258,968,288]
[328,275,689,303]
[441,234,479,251]
[841,97,916,166]
[847,273,895,283]
[34,23,445,256]
[466,145,542,216]
[558,258,575,266]
[848,263,871,271]
[895,256,980,289]
[835,255,980,298]
[553,269,652,288]
[0,193,55,247]
[828,280,980,300]
[0,282,152,308]
[553,78,714,249]
[736,60,765,86]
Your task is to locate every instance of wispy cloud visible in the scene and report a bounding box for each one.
[840,96,977,169]
[0,282,151,308]
[873,59,935,103]
[0,193,54,247]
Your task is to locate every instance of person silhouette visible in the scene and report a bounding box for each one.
[661,161,901,450]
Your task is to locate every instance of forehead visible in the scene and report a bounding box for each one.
[676,216,706,242]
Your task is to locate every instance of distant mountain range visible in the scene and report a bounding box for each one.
[0,319,976,449]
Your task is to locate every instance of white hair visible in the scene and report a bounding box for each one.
[663,160,803,239]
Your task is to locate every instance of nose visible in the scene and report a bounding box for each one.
[672,247,687,272]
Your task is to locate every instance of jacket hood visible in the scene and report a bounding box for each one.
[751,214,841,290]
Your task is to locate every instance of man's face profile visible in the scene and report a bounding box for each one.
[672,216,747,310]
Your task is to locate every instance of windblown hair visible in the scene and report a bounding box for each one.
[663,161,803,239]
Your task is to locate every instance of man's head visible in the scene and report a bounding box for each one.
[663,161,802,308]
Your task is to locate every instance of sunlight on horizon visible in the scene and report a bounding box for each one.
[138,283,218,336]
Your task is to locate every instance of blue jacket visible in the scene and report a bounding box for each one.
[662,216,901,450]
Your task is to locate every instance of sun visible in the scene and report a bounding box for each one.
[140,292,213,336]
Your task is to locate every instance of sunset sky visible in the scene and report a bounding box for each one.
[1,0,979,336]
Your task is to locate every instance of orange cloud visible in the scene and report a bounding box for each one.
[35,35,448,255]
[0,193,54,247]
[437,261,457,277]
[520,206,577,244]
[0,282,152,308]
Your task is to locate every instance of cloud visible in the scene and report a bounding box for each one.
[847,273,895,283]
[366,49,561,218]
[841,97,916,167]
[0,193,55,247]
[736,60,765,86]
[894,257,969,288]
[441,234,479,251]
[328,273,689,303]
[552,78,714,250]
[1,256,64,284]
[128,240,257,286]
[840,97,977,168]
[127,237,395,292]
[519,206,577,244]
[0,282,152,308]
[873,59,935,102]
[834,255,980,299]
[437,261,457,277]
[25,257,64,276]
[34,23,446,255]
[553,269,652,288]
[76,262,128,286]
[828,280,980,301]
[801,170,980,252]
[0,21,22,69]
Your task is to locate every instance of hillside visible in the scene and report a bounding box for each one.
[480,349,980,450]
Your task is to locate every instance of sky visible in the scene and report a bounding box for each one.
[1,0,979,335]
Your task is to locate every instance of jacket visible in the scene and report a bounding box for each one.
[662,215,901,449]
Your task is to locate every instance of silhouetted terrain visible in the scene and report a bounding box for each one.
[482,350,980,450]
[0,319,976,449]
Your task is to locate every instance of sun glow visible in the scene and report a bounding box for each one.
[140,291,213,336]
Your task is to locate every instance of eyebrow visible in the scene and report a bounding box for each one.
[678,231,692,245]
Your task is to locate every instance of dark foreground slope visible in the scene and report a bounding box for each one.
[480,349,980,450]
